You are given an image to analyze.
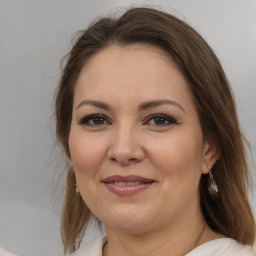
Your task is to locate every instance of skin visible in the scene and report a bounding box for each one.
[69,44,221,256]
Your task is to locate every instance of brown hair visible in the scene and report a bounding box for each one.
[55,7,256,253]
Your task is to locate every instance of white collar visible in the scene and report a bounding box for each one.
[71,236,254,256]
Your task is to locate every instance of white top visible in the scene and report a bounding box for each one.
[0,247,17,256]
[70,236,254,256]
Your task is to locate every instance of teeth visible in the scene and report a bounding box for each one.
[113,181,140,186]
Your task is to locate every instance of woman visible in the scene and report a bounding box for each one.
[55,7,255,256]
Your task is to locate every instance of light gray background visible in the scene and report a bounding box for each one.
[0,0,255,255]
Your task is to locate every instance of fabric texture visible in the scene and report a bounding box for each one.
[69,236,254,256]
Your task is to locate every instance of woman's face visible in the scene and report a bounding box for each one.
[69,44,217,234]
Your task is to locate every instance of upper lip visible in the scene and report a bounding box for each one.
[102,175,155,183]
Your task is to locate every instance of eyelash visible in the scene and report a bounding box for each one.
[79,113,178,127]
[79,114,110,126]
[144,113,178,126]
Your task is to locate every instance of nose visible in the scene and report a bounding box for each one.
[107,125,145,166]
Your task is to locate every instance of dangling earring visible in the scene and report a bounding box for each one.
[75,185,79,193]
[208,169,218,200]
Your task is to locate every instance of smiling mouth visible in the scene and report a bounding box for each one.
[102,175,155,196]
[110,181,141,186]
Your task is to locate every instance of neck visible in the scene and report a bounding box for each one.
[103,214,219,256]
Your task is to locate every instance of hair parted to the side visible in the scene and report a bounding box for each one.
[55,7,256,254]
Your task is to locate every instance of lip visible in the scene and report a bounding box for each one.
[102,175,155,183]
[101,175,155,196]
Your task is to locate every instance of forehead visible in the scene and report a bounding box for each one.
[80,43,178,78]
[74,43,192,106]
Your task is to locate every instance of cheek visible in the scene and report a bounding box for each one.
[69,130,105,213]
[69,129,106,177]
[148,134,203,182]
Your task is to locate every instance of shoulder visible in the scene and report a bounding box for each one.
[186,238,254,256]
[68,236,107,256]
[0,247,18,256]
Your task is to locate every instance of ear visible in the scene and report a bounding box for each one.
[201,141,220,174]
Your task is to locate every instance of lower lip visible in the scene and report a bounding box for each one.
[103,182,154,196]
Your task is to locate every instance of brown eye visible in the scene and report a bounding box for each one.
[145,114,178,126]
[89,117,105,125]
[153,117,168,125]
[79,114,111,126]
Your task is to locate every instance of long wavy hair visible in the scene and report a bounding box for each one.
[55,7,256,254]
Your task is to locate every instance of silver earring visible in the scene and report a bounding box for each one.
[75,185,79,193]
[208,170,218,200]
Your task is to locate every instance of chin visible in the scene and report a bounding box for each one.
[99,206,157,233]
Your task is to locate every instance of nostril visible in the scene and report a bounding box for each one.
[107,140,145,165]
[110,157,117,162]
[109,157,138,166]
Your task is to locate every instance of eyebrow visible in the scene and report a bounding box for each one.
[76,99,186,113]
[76,100,112,111]
[138,99,186,113]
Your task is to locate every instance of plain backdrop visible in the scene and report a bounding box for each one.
[0,0,255,255]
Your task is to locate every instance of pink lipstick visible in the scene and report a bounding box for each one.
[102,175,155,196]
